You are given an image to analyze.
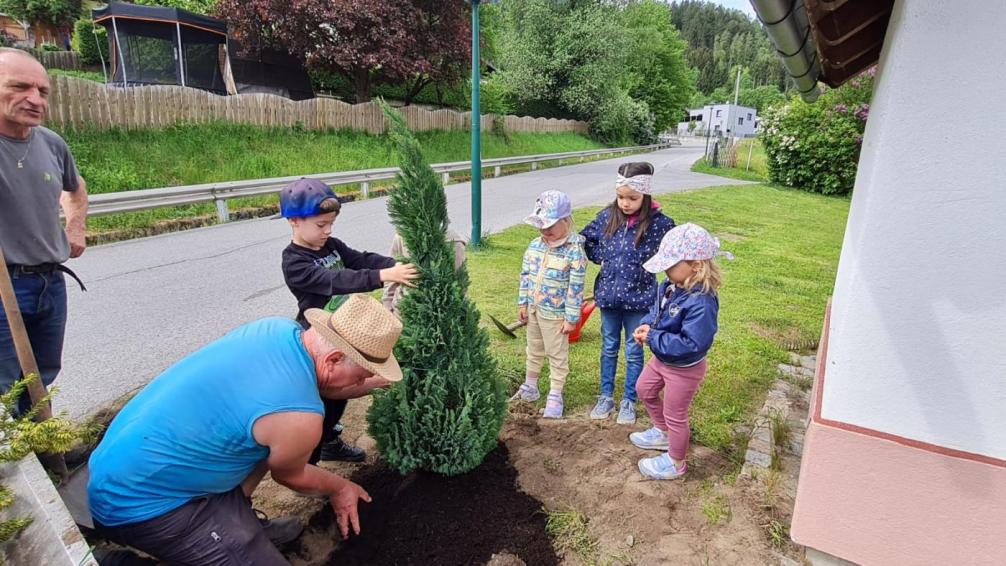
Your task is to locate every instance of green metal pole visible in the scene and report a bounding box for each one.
[470,0,482,247]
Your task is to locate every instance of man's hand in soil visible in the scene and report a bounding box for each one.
[254,411,371,538]
[330,480,372,539]
[380,262,419,288]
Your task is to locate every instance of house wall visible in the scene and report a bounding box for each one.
[792,1,1006,564]
[678,104,757,137]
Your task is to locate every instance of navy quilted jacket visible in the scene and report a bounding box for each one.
[580,206,675,312]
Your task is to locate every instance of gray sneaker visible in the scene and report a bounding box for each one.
[589,396,616,419]
[510,383,540,402]
[616,399,637,424]
[542,392,564,419]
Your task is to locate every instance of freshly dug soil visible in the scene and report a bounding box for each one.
[294,445,558,566]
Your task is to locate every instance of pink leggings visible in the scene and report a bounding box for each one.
[635,357,708,460]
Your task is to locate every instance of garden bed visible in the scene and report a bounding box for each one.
[293,445,558,566]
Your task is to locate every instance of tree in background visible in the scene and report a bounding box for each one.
[491,0,692,143]
[368,101,506,476]
[216,0,470,103]
[0,0,81,28]
[399,0,471,106]
[70,18,106,66]
[622,0,694,133]
[671,1,787,98]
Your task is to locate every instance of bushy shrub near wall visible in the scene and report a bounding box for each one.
[760,67,874,195]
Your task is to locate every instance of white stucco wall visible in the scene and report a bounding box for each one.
[821,0,1006,460]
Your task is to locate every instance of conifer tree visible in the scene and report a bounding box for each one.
[367,102,506,476]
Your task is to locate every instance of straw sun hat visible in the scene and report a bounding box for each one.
[304,294,403,382]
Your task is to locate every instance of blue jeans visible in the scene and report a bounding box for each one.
[0,269,67,416]
[599,308,645,402]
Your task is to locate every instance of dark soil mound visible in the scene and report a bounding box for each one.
[313,445,558,565]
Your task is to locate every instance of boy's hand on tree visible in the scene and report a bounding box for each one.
[518,305,528,323]
[329,480,372,539]
[561,321,576,335]
[380,262,419,287]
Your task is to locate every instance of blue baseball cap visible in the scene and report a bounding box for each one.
[523,190,572,229]
[279,178,339,218]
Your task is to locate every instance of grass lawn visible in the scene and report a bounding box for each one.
[467,183,849,454]
[59,123,604,237]
[692,138,769,183]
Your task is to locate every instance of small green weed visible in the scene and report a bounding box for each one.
[546,506,600,564]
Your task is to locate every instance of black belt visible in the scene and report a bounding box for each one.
[7,263,87,292]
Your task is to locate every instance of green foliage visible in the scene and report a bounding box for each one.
[0,0,81,26]
[48,68,103,82]
[622,0,695,132]
[71,18,108,66]
[590,91,656,146]
[367,102,506,476]
[59,122,603,196]
[671,1,788,95]
[545,506,599,563]
[130,0,219,14]
[761,68,875,195]
[0,374,103,543]
[312,71,511,115]
[492,0,692,143]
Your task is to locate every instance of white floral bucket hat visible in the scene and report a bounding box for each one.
[643,223,733,273]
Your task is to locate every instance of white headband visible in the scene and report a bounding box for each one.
[615,174,653,195]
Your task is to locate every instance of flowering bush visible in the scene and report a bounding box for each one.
[760,67,875,195]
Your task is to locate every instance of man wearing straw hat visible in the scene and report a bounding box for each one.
[87,294,402,565]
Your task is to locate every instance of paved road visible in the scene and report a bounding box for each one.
[55,142,749,418]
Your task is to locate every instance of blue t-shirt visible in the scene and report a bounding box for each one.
[87,318,324,527]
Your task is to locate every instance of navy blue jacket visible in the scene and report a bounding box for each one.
[640,280,719,367]
[580,207,675,312]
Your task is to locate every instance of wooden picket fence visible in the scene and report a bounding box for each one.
[21,48,81,70]
[45,76,589,135]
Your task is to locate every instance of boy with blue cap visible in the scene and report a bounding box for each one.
[280,178,418,462]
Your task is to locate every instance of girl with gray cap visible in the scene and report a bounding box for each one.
[511,190,588,419]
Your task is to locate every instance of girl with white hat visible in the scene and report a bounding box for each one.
[629,223,730,480]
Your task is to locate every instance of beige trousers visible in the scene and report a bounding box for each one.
[525,306,569,392]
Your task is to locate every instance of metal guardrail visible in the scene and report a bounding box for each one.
[87,142,676,221]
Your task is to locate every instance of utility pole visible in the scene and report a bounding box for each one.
[469,0,483,247]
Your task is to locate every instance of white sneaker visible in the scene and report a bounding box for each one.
[629,427,668,450]
[638,453,686,480]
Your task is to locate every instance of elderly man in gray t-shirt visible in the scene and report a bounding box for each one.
[0,48,88,414]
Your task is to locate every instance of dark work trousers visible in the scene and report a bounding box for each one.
[93,487,287,566]
[0,268,67,416]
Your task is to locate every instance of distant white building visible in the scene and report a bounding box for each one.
[676,103,758,138]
